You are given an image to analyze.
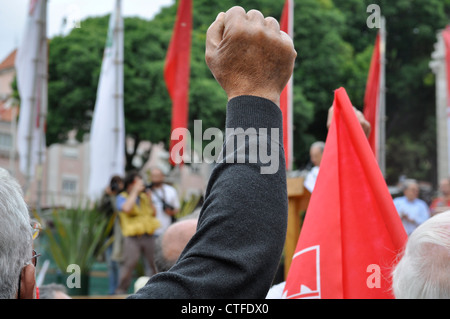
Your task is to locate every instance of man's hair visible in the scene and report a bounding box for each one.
[310,141,325,152]
[392,211,450,298]
[38,283,68,299]
[0,168,33,299]
[401,178,418,191]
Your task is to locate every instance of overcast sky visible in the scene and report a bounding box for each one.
[0,0,174,62]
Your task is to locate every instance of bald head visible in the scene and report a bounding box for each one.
[154,219,198,272]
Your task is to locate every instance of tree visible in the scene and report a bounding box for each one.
[364,0,449,185]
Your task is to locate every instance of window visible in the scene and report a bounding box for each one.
[62,178,77,194]
[0,132,12,151]
[63,147,78,158]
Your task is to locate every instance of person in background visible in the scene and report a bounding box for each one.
[392,210,450,298]
[38,283,71,299]
[303,141,325,193]
[429,177,450,216]
[115,170,160,294]
[154,218,198,273]
[98,175,124,295]
[393,179,430,236]
[149,168,180,237]
[304,105,371,193]
[0,168,37,299]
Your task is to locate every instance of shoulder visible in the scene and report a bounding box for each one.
[393,196,405,203]
[163,184,178,194]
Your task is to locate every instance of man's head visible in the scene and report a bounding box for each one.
[0,168,35,299]
[38,283,71,299]
[392,211,450,298]
[150,168,165,188]
[439,177,450,197]
[309,141,325,167]
[403,179,420,202]
[154,218,198,273]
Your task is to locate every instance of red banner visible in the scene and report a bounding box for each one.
[280,0,293,170]
[284,88,407,299]
[363,33,381,159]
[164,0,192,165]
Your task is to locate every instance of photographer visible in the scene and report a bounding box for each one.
[115,170,161,294]
[98,175,124,295]
[148,168,180,237]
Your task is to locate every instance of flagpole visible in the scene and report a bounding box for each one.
[378,16,386,177]
[280,0,294,171]
[24,0,46,197]
[9,104,17,177]
[36,0,48,215]
[287,0,294,171]
[113,0,122,172]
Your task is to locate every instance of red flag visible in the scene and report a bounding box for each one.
[442,26,450,172]
[283,87,407,299]
[443,26,450,108]
[363,34,381,159]
[164,0,192,166]
[280,0,294,170]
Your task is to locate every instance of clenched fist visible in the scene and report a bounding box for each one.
[205,6,297,106]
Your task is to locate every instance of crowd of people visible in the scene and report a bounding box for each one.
[0,6,449,300]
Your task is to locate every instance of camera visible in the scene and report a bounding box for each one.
[163,202,175,211]
[111,180,120,192]
[145,182,154,190]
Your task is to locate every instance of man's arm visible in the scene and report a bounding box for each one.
[128,6,295,298]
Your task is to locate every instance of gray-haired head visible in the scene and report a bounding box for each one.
[0,168,33,299]
[392,211,450,298]
[309,141,325,167]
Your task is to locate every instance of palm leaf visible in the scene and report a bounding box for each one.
[35,202,114,275]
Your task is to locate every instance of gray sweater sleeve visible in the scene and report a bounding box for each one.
[128,95,288,298]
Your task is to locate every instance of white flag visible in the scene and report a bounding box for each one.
[88,0,125,200]
[15,0,47,178]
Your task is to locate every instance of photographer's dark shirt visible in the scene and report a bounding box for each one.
[128,96,288,298]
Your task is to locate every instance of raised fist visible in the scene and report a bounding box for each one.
[205,6,297,106]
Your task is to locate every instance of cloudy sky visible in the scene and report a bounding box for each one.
[0,0,174,61]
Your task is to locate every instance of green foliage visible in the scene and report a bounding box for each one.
[176,193,203,220]
[367,0,449,184]
[33,205,114,275]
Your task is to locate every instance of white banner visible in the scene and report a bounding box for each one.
[15,0,47,178]
[88,0,125,200]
